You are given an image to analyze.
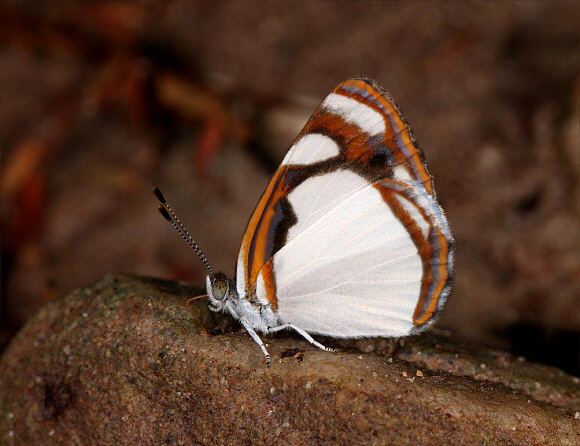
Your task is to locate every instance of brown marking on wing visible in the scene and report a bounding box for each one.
[260,259,278,309]
[240,167,288,295]
[337,79,434,194]
[373,180,450,327]
[413,227,450,325]
[301,111,373,163]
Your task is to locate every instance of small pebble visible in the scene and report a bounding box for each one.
[357,355,363,360]
[416,370,424,377]
[574,412,579,419]
[387,357,393,363]
[479,363,486,370]
[402,371,408,377]
[305,381,312,389]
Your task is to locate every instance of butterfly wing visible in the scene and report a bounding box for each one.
[236,78,454,336]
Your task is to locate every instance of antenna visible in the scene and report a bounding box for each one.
[153,187,215,274]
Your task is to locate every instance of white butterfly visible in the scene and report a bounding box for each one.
[155,78,454,365]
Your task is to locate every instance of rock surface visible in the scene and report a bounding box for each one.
[0,275,578,445]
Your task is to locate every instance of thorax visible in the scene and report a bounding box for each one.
[224,289,281,334]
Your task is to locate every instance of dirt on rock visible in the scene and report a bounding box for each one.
[1,275,578,445]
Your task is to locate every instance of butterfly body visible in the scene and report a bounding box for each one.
[156,78,454,365]
[206,273,334,364]
[206,274,276,332]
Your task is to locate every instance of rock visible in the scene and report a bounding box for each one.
[0,274,578,445]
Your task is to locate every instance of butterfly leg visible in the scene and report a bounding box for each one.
[241,320,271,365]
[269,324,336,352]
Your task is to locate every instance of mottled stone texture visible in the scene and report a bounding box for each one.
[1,275,578,445]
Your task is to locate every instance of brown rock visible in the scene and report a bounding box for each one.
[0,275,578,445]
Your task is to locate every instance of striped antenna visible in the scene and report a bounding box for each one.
[153,187,215,274]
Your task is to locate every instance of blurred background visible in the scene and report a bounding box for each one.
[1,1,579,374]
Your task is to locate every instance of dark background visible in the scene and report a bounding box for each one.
[1,1,579,374]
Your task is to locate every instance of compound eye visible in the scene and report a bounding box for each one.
[209,273,229,300]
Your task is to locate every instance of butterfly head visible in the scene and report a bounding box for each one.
[206,272,231,311]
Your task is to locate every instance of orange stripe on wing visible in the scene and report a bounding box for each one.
[241,167,288,297]
[373,179,449,327]
[337,79,434,194]
[302,111,373,163]
[260,259,278,308]
[413,228,449,325]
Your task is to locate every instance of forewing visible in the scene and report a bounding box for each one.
[236,78,453,332]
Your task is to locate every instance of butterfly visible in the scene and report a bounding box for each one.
[154,78,454,365]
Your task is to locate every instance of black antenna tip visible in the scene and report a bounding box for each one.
[157,205,172,222]
[153,187,166,204]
